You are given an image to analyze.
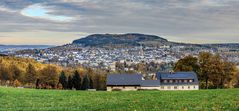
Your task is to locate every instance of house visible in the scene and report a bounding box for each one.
[157,72,199,90]
[106,72,199,91]
[106,74,142,91]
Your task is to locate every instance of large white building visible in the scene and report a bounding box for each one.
[106,72,199,91]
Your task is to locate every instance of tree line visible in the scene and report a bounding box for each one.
[174,52,239,89]
[0,56,107,90]
[59,70,94,90]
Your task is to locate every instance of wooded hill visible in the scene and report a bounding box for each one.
[72,33,178,47]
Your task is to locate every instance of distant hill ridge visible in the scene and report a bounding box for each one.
[72,33,170,47]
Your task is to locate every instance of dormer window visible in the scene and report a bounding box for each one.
[184,80,188,83]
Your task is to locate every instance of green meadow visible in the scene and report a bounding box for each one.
[0,87,239,111]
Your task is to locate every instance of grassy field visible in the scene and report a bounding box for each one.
[0,87,239,111]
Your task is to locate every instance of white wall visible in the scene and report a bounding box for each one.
[140,86,161,90]
[107,86,139,91]
[107,85,199,91]
[160,85,199,90]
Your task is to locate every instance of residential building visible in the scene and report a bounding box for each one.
[106,72,199,91]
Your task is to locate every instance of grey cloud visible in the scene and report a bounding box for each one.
[0,0,239,43]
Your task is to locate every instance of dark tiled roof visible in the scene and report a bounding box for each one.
[157,71,199,85]
[106,74,142,86]
[141,80,160,86]
[106,72,199,86]
[157,72,196,79]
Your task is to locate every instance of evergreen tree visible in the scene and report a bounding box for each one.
[59,71,67,89]
[36,79,40,89]
[67,75,73,89]
[72,70,81,90]
[89,76,94,89]
[81,75,90,90]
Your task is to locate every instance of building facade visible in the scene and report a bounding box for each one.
[157,72,199,90]
[106,72,199,91]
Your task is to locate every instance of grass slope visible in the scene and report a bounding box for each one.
[0,87,239,111]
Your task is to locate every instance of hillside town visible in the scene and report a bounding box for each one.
[12,44,239,71]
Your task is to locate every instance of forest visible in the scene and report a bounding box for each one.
[0,56,107,90]
[174,52,239,89]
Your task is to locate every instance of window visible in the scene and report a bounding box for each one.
[123,86,125,89]
[182,86,184,89]
[161,86,164,89]
[174,86,177,89]
[188,86,190,89]
[134,86,137,89]
[167,86,171,89]
[111,86,113,88]
[189,80,193,82]
[194,86,196,89]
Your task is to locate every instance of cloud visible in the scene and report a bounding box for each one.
[0,6,16,12]
[0,0,239,44]
[20,3,75,22]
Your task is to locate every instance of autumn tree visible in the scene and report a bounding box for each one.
[175,52,238,89]
[25,63,37,84]
[9,64,22,81]
[220,61,237,88]
[40,65,59,89]
[174,55,199,73]
[0,59,10,82]
[236,69,239,87]
[197,52,213,88]
[13,79,21,87]
[206,54,224,88]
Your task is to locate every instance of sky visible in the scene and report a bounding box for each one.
[0,0,239,45]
